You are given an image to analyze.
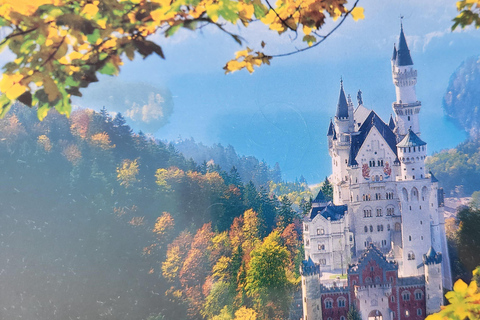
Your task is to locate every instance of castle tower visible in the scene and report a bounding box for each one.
[423,247,443,314]
[330,80,352,203]
[301,257,322,320]
[397,128,427,181]
[391,24,421,137]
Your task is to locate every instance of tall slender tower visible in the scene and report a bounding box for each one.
[391,23,421,137]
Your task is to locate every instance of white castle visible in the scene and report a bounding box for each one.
[301,24,452,320]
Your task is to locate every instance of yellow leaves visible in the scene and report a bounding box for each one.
[225,50,271,74]
[427,267,480,320]
[90,132,115,150]
[37,134,52,152]
[0,74,27,100]
[350,7,365,21]
[81,3,99,18]
[117,159,140,188]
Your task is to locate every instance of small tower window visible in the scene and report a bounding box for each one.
[408,116,411,121]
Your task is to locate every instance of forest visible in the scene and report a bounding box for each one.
[0,103,314,320]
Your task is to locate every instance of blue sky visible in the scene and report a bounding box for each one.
[72,0,480,183]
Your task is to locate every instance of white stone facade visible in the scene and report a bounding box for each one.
[302,25,452,320]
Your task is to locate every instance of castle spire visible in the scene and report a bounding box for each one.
[396,23,413,66]
[391,43,397,61]
[336,79,349,119]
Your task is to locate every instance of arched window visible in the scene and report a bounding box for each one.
[414,289,423,300]
[337,297,346,307]
[402,291,410,301]
[402,188,408,201]
[422,186,428,201]
[364,226,368,233]
[411,187,419,201]
[408,252,415,260]
[370,225,373,232]
[325,299,333,309]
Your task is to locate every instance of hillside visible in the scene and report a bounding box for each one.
[443,55,480,138]
[0,105,304,320]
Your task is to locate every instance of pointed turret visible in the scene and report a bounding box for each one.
[388,114,395,130]
[397,128,426,148]
[327,119,334,136]
[336,80,349,119]
[391,43,397,61]
[396,23,413,66]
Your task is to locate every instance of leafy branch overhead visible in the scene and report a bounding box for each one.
[0,0,364,119]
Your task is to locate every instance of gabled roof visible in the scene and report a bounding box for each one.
[336,81,349,119]
[395,24,413,66]
[327,119,334,136]
[353,104,371,128]
[397,128,426,148]
[307,202,347,222]
[348,244,397,274]
[348,111,398,166]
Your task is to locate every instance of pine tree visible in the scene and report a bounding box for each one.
[321,176,333,201]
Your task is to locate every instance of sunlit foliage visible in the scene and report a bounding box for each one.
[453,0,480,30]
[0,0,363,118]
[426,267,480,320]
[117,159,139,187]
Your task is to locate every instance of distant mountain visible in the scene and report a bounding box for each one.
[443,55,480,138]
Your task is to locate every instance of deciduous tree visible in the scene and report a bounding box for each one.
[0,0,363,118]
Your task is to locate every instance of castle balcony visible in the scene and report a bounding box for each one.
[354,283,392,296]
[392,101,421,110]
[393,69,417,79]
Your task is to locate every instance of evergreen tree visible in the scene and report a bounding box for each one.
[347,305,362,320]
[277,196,295,229]
[321,176,333,201]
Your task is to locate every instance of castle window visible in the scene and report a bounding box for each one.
[364,226,368,233]
[387,224,390,231]
[402,291,410,301]
[406,310,410,317]
[417,309,422,316]
[409,235,412,241]
[318,244,325,251]
[338,297,346,307]
[376,209,382,217]
[415,290,423,300]
[305,225,309,231]
[317,228,324,235]
[408,116,411,121]
[370,225,373,232]
[320,259,326,265]
[390,276,394,283]
[387,207,394,216]
[391,295,395,302]
[408,252,415,260]
[340,317,346,320]
[325,299,333,309]
[365,277,372,284]
[306,240,310,246]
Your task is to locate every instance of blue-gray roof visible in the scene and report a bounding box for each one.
[395,25,413,66]
[429,171,438,183]
[336,82,349,119]
[388,115,395,130]
[301,257,320,276]
[423,247,442,265]
[308,202,347,221]
[327,119,334,136]
[397,129,426,148]
[313,190,328,203]
[348,111,398,166]
[391,44,397,61]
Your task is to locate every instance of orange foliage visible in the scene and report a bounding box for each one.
[37,134,52,152]
[62,144,82,165]
[128,216,145,226]
[153,212,175,238]
[70,109,91,139]
[90,132,115,150]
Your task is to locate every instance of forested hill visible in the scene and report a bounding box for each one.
[174,138,282,188]
[426,137,480,196]
[443,55,480,138]
[0,104,307,320]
